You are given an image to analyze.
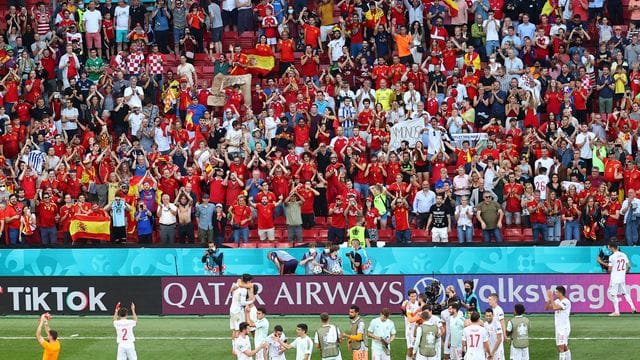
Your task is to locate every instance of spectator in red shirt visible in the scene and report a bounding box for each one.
[229,195,252,244]
[392,198,411,244]
[251,194,283,242]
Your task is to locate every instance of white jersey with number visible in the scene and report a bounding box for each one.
[114,319,136,347]
[484,319,504,359]
[609,251,630,284]
[463,324,488,360]
[554,298,571,330]
[533,175,549,200]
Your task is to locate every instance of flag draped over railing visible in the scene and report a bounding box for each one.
[69,215,111,241]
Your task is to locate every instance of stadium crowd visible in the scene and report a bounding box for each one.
[2,0,640,247]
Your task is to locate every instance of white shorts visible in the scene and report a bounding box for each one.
[555,328,570,346]
[255,348,265,360]
[431,227,449,242]
[117,345,137,360]
[609,282,627,296]
[230,311,243,330]
[258,228,275,241]
[371,350,391,360]
[443,334,451,355]
[510,345,530,360]
[406,325,416,348]
[415,352,439,360]
[493,349,505,360]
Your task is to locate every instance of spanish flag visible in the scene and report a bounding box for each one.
[245,47,275,76]
[541,0,556,16]
[163,87,176,113]
[69,215,111,242]
[443,0,459,17]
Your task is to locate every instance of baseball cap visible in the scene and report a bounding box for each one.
[215,203,223,208]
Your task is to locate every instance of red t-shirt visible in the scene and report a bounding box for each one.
[231,204,251,228]
[394,205,410,231]
[279,39,295,63]
[297,187,316,213]
[256,203,275,229]
[37,202,58,228]
[303,24,321,47]
[528,200,546,224]
[330,202,347,229]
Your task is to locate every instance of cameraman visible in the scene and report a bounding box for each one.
[620,189,640,246]
[135,202,154,244]
[347,238,371,274]
[202,241,224,275]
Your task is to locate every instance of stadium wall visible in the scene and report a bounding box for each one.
[1,274,638,315]
[2,247,639,276]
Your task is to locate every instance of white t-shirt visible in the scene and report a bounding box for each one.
[61,107,79,130]
[290,336,313,360]
[368,317,396,353]
[463,324,489,359]
[455,204,474,228]
[254,317,270,347]
[114,5,130,30]
[83,9,102,33]
[154,127,172,152]
[483,19,501,41]
[608,251,630,283]
[575,131,595,159]
[553,298,571,330]
[124,86,144,109]
[158,203,177,225]
[235,334,253,360]
[114,319,136,347]
[128,112,145,136]
[229,287,249,315]
[328,37,345,62]
[534,157,554,177]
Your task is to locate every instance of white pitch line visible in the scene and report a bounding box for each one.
[1,336,640,341]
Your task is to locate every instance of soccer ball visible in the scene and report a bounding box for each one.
[331,264,342,274]
[312,265,323,274]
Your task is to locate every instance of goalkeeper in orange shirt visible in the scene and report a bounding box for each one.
[36,313,60,360]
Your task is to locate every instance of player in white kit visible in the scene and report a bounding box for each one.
[113,302,138,360]
[462,311,491,360]
[402,289,421,360]
[598,242,638,316]
[230,275,255,336]
[254,307,270,360]
[487,294,506,343]
[546,286,572,360]
[274,323,314,360]
[483,308,504,360]
[266,325,287,360]
[235,322,268,360]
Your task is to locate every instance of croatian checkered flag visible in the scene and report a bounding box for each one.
[27,150,45,174]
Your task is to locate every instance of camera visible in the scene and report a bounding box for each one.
[423,280,445,313]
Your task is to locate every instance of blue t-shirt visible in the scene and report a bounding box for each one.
[136,210,153,235]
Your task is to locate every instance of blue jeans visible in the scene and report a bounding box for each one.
[457,225,473,243]
[532,222,547,242]
[354,182,369,200]
[395,229,411,244]
[485,40,499,57]
[546,216,561,242]
[625,220,639,246]
[482,228,503,243]
[343,126,354,138]
[603,224,617,241]
[564,220,580,241]
[233,227,249,244]
[40,227,57,245]
[350,42,363,58]
[9,228,20,245]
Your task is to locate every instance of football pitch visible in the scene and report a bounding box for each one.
[3,314,637,359]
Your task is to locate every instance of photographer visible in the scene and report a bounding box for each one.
[347,238,372,275]
[202,241,224,275]
[103,191,132,243]
[135,202,154,244]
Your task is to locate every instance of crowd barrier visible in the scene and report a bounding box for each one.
[1,274,637,315]
[1,247,638,276]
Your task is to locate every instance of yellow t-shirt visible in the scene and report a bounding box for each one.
[614,73,627,94]
[318,1,335,26]
[375,88,394,110]
[42,340,61,360]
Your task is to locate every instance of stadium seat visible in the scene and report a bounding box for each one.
[377,229,394,242]
[257,242,273,248]
[239,242,256,248]
[522,228,533,240]
[411,229,429,242]
[504,228,522,242]
[276,242,292,248]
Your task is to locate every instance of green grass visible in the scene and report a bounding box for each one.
[3,314,638,359]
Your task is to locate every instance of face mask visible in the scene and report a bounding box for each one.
[79,3,85,9]
[0,186,5,191]
[309,249,316,255]
[288,8,294,13]
[465,288,471,294]
[324,249,330,254]
[490,58,496,62]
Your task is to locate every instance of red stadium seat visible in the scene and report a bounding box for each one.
[239,242,256,248]
[411,229,429,243]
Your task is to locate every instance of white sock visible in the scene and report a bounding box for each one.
[613,296,620,313]
[623,293,637,311]
[566,350,572,360]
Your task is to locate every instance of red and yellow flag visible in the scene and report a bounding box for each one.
[245,47,275,76]
[443,0,459,17]
[69,215,111,242]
